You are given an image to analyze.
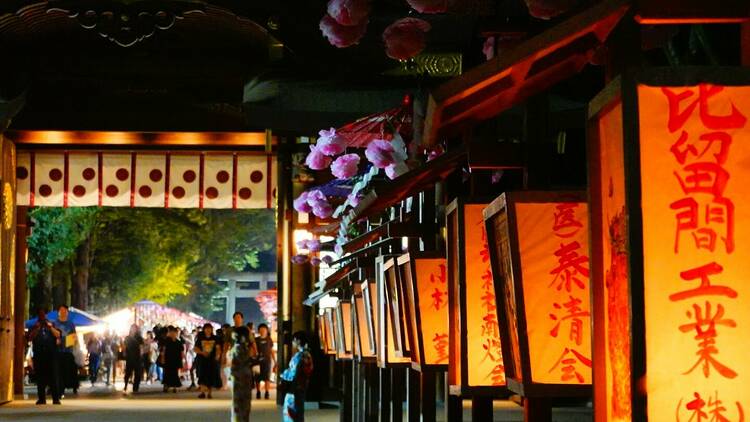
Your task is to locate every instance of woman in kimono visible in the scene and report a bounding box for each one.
[229,323,257,422]
[280,331,313,422]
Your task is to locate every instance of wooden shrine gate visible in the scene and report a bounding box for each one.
[0,130,278,403]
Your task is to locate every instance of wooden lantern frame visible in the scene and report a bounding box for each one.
[323,308,337,355]
[318,313,336,355]
[383,256,412,358]
[587,67,750,421]
[353,276,377,361]
[446,198,507,397]
[335,299,354,361]
[376,254,411,368]
[483,191,591,399]
[397,251,449,372]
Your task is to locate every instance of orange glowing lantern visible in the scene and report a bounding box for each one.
[376,255,411,368]
[396,251,449,371]
[446,198,506,396]
[483,191,591,400]
[317,314,335,355]
[587,69,750,421]
[335,300,353,360]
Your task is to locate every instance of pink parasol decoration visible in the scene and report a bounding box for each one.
[335,95,413,148]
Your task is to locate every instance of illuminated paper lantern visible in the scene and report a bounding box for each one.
[353,279,377,360]
[318,314,336,355]
[446,199,506,396]
[396,252,449,371]
[383,256,412,358]
[375,255,411,368]
[587,69,750,421]
[361,278,379,357]
[483,191,591,400]
[335,300,353,360]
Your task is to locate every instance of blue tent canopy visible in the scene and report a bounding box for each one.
[25,306,103,329]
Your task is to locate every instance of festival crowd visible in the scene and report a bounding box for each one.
[28,307,314,421]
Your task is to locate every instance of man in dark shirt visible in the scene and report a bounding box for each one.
[53,305,79,395]
[29,308,61,405]
[254,323,275,400]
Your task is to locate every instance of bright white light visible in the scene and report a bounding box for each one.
[319,294,339,310]
[102,308,133,336]
[293,229,313,253]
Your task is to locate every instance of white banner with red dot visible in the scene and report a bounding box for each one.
[16,151,277,209]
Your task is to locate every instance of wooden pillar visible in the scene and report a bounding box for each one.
[352,361,360,422]
[421,371,437,422]
[366,364,379,422]
[407,369,421,422]
[445,373,462,422]
[471,396,493,421]
[341,360,353,422]
[13,206,28,395]
[391,367,405,422]
[524,398,552,422]
[379,368,392,422]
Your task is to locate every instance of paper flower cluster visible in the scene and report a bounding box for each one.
[327,0,370,26]
[320,0,370,48]
[294,189,333,219]
[406,0,447,14]
[524,0,577,20]
[331,154,361,179]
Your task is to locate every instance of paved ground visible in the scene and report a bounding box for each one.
[0,381,592,421]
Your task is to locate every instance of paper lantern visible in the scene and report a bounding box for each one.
[383,256,412,358]
[353,280,377,360]
[396,251,449,371]
[335,300,354,360]
[587,68,750,421]
[483,191,591,399]
[362,278,379,356]
[318,313,336,355]
[446,199,506,396]
[375,255,411,368]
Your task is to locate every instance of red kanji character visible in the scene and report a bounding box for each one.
[549,296,590,346]
[430,264,446,285]
[679,301,737,379]
[676,391,745,422]
[480,291,496,313]
[552,203,583,238]
[671,131,732,166]
[481,312,498,337]
[432,333,449,363]
[669,262,738,302]
[481,337,503,363]
[431,287,447,311]
[549,241,590,292]
[548,348,591,384]
[481,269,493,291]
[662,85,747,133]
[490,362,506,385]
[670,197,735,253]
[674,163,729,198]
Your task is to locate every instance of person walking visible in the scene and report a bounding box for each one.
[29,309,61,405]
[102,331,117,386]
[123,324,144,393]
[160,326,184,393]
[280,332,314,422]
[53,305,79,395]
[229,316,257,422]
[194,323,222,399]
[86,333,102,386]
[254,323,276,400]
[146,331,160,383]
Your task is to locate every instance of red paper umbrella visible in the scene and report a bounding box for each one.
[336,95,413,148]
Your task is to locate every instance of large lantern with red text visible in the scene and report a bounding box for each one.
[483,191,591,400]
[396,251,449,371]
[587,69,750,421]
[446,198,506,396]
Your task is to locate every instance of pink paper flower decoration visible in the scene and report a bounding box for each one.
[310,257,322,266]
[291,254,309,265]
[305,145,332,170]
[483,36,496,61]
[296,239,309,251]
[307,239,322,252]
[316,128,347,156]
[293,192,312,213]
[312,203,334,219]
[322,255,334,265]
[320,14,368,48]
[334,243,344,256]
[385,163,399,180]
[327,0,370,26]
[524,0,577,20]
[406,0,447,14]
[306,190,327,207]
[383,18,431,61]
[331,154,360,179]
[365,139,395,169]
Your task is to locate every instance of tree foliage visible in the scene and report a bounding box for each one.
[27,207,276,316]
